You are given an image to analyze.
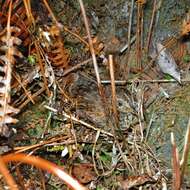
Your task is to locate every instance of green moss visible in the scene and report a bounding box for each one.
[183,54,190,63]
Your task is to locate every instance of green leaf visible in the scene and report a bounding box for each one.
[164,74,173,80]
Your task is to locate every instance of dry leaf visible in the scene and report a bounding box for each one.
[72,163,97,184]
[156,43,181,83]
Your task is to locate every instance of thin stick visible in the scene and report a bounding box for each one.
[171,133,181,190]
[18,86,46,110]
[146,0,157,52]
[136,1,146,69]
[13,72,35,104]
[127,0,135,52]
[14,136,69,153]
[42,0,59,25]
[78,0,111,132]
[78,0,101,86]
[180,119,190,182]
[44,105,114,137]
[23,0,35,25]
[136,2,141,69]
[62,111,113,137]
[120,35,136,54]
[108,55,119,127]
[61,58,92,77]
[101,79,190,84]
[140,4,144,50]
[63,26,89,47]
[34,42,50,97]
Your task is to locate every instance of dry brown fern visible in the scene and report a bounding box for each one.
[1,0,70,68]
[39,25,70,68]
[0,0,32,46]
[0,1,22,136]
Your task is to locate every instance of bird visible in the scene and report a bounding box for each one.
[156,42,181,83]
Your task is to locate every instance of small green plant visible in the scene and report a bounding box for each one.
[47,145,65,152]
[27,54,37,65]
[99,150,112,165]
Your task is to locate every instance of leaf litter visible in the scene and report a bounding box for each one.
[0,0,190,189]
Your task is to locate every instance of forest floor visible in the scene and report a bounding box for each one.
[0,0,190,189]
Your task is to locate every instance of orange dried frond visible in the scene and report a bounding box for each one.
[0,1,33,46]
[40,25,70,68]
[181,20,190,36]
[1,153,87,190]
[48,37,70,67]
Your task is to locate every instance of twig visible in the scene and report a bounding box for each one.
[136,1,146,69]
[62,111,114,137]
[78,0,112,141]
[41,55,57,138]
[171,133,181,190]
[101,79,190,84]
[145,112,155,141]
[61,58,92,77]
[146,0,157,52]
[34,41,50,97]
[137,84,145,141]
[14,136,70,153]
[78,0,101,87]
[127,0,135,52]
[18,86,46,110]
[92,130,101,175]
[108,55,119,127]
[180,119,190,182]
[63,26,89,47]
[42,0,59,25]
[136,1,142,69]
[120,35,136,54]
[44,105,114,137]
[13,72,35,104]
[23,0,35,25]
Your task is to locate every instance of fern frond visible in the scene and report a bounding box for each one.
[39,25,70,68]
[0,1,21,136]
